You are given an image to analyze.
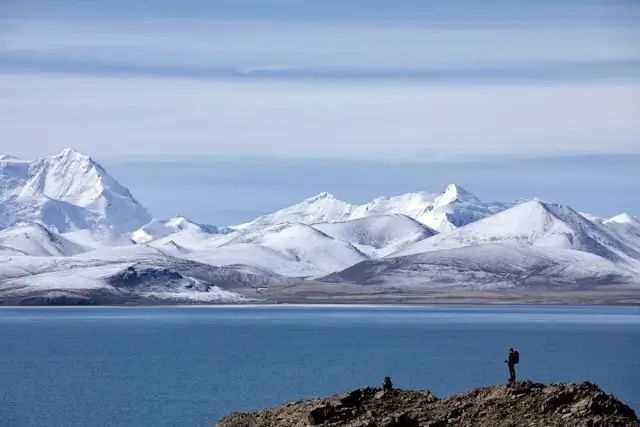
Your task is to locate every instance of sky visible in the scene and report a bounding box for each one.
[105,155,640,225]
[1,1,639,222]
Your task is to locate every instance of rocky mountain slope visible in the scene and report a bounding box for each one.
[0,248,287,305]
[216,381,639,427]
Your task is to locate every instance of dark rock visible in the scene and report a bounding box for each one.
[332,389,362,407]
[216,382,639,427]
[307,403,333,425]
[542,390,575,413]
[379,412,419,427]
[448,407,462,418]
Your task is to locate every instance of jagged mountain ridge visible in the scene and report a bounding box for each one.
[319,201,640,289]
[234,184,508,233]
[396,200,640,264]
[0,148,150,233]
[1,148,639,304]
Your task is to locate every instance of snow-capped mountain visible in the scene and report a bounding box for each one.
[324,200,640,289]
[235,192,356,231]
[0,252,279,304]
[0,148,150,233]
[395,200,640,265]
[603,213,640,249]
[413,184,507,232]
[349,191,441,222]
[0,222,86,256]
[313,214,437,257]
[324,243,632,289]
[195,222,368,277]
[0,195,97,234]
[131,216,227,244]
[236,184,506,233]
[0,149,638,304]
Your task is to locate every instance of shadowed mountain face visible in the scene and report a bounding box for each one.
[1,149,640,304]
[215,381,639,427]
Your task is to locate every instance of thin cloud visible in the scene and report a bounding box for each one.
[1,19,639,81]
[1,73,639,160]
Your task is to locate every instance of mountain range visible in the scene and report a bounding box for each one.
[1,149,638,304]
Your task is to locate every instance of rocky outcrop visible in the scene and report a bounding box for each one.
[215,380,639,427]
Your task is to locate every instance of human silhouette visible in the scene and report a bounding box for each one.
[505,348,520,386]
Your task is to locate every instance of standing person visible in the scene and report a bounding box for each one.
[505,348,519,386]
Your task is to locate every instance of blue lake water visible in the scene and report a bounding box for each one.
[1,305,639,426]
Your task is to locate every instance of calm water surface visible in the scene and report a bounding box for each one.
[1,305,639,426]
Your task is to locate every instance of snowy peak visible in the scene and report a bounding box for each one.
[55,147,86,161]
[218,221,368,276]
[226,222,338,246]
[397,199,640,263]
[605,213,639,225]
[436,184,478,206]
[351,191,437,220]
[20,148,129,207]
[602,212,640,249]
[236,184,504,233]
[30,148,150,232]
[0,148,151,233]
[415,184,504,232]
[161,215,218,232]
[132,216,223,244]
[236,193,355,231]
[304,192,337,203]
[0,222,85,256]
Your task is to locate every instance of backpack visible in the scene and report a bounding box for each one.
[513,351,520,364]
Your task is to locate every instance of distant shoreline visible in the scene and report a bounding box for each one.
[2,292,640,306]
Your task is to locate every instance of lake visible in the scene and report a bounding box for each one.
[1,305,639,426]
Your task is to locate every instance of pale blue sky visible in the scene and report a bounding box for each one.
[104,155,640,225]
[1,1,638,221]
